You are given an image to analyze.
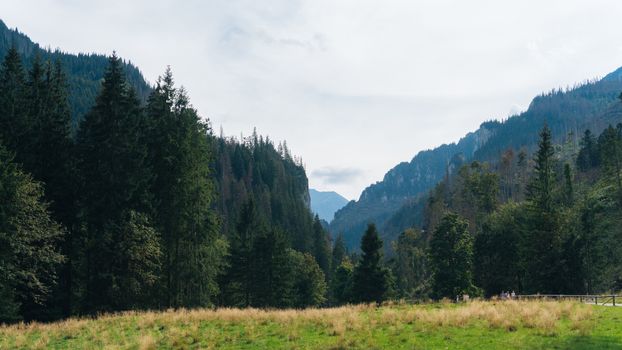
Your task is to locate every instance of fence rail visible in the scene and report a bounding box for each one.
[517,294,620,306]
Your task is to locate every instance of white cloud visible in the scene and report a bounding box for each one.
[312,166,364,186]
[3,0,622,199]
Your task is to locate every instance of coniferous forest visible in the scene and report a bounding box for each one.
[0,47,336,323]
[3,27,622,327]
[387,122,622,301]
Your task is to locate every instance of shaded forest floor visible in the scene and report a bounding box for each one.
[1,300,621,349]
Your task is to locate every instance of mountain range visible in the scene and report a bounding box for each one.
[330,69,622,249]
[6,17,622,254]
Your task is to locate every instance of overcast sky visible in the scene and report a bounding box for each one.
[4,1,622,199]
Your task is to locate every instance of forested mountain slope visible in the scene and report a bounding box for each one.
[214,136,318,252]
[393,123,622,298]
[0,20,151,128]
[331,70,622,250]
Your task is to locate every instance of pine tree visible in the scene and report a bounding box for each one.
[224,198,264,307]
[563,163,574,206]
[251,228,293,308]
[523,124,563,293]
[26,59,74,212]
[429,213,477,299]
[598,125,622,194]
[22,54,45,163]
[0,145,64,322]
[312,215,331,279]
[351,223,390,304]
[516,149,529,200]
[25,58,76,318]
[76,53,157,313]
[146,67,226,308]
[331,233,346,274]
[576,129,598,171]
[0,46,27,153]
[329,233,347,304]
[528,125,556,212]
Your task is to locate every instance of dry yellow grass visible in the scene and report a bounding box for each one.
[0,301,585,333]
[138,335,156,350]
[0,300,597,349]
[374,299,591,336]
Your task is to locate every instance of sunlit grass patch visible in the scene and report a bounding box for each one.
[0,300,616,349]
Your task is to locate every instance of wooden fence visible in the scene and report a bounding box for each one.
[517,294,620,306]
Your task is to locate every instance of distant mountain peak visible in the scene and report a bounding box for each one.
[309,189,349,223]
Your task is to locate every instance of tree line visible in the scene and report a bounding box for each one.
[388,122,622,300]
[329,121,622,303]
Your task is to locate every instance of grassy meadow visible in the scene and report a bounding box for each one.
[1,300,621,349]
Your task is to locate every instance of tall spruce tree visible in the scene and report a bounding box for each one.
[563,163,574,206]
[223,198,264,307]
[251,228,293,308]
[146,67,226,308]
[576,129,598,171]
[76,53,157,313]
[523,124,563,293]
[598,125,622,195]
[312,214,331,280]
[0,51,76,320]
[22,54,45,163]
[0,46,27,153]
[351,223,390,304]
[331,233,346,274]
[329,233,347,304]
[24,59,74,216]
[25,58,76,318]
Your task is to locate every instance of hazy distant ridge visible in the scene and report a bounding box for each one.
[309,189,349,222]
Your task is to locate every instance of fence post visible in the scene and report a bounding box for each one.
[595,296,598,305]
[614,296,616,306]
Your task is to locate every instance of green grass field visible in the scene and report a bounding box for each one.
[1,300,621,349]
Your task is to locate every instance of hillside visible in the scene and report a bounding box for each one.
[310,189,349,222]
[214,137,319,252]
[0,19,151,128]
[331,72,622,250]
